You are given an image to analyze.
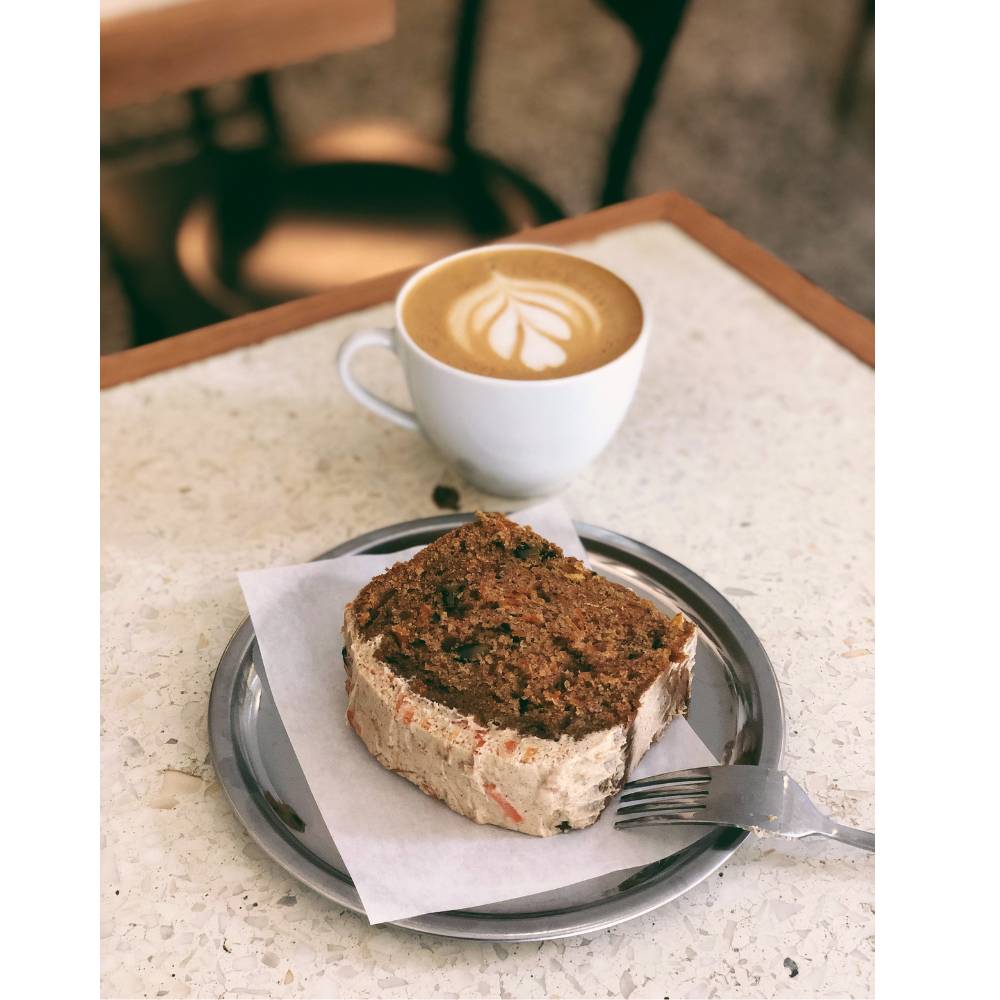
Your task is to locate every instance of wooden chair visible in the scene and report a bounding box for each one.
[101,0,690,346]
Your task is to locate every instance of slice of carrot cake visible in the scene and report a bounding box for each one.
[342,512,696,836]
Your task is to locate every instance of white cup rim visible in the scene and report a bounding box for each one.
[393,242,648,387]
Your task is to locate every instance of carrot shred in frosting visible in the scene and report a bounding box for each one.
[483,782,524,823]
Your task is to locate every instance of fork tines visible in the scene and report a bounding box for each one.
[615,766,713,828]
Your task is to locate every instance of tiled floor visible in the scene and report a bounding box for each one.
[100,0,873,353]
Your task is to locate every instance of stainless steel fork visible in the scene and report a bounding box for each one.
[615,765,875,852]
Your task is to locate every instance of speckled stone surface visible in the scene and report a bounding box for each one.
[101,222,874,999]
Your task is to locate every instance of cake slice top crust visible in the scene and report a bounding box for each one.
[350,513,695,740]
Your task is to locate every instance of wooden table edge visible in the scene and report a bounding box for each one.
[101,191,874,389]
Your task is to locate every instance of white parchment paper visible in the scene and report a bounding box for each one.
[239,501,717,925]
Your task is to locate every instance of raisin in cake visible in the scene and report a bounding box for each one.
[342,513,696,836]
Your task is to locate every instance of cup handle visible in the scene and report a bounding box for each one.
[337,328,420,431]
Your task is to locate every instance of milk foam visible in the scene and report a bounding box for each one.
[446,271,602,373]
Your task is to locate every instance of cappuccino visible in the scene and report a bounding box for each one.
[401,247,643,380]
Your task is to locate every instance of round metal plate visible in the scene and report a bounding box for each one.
[209,516,784,940]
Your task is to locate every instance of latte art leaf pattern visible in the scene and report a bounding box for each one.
[447,272,603,372]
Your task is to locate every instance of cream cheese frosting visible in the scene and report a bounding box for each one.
[343,607,696,836]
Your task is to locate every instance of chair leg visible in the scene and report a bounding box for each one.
[188,87,218,154]
[101,231,167,347]
[599,0,690,207]
[834,0,875,119]
[193,74,283,293]
[447,0,484,155]
[445,0,510,234]
[247,72,283,150]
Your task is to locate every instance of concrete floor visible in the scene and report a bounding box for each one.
[100,0,873,352]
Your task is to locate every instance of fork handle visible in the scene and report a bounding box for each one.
[817,822,875,853]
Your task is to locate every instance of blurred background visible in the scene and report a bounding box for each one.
[100,0,873,355]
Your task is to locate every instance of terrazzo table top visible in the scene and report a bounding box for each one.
[101,221,874,998]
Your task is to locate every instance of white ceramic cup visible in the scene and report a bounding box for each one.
[336,244,648,498]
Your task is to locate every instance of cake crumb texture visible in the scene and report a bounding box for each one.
[351,513,695,740]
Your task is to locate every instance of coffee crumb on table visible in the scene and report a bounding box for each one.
[432,484,461,510]
[784,958,799,978]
